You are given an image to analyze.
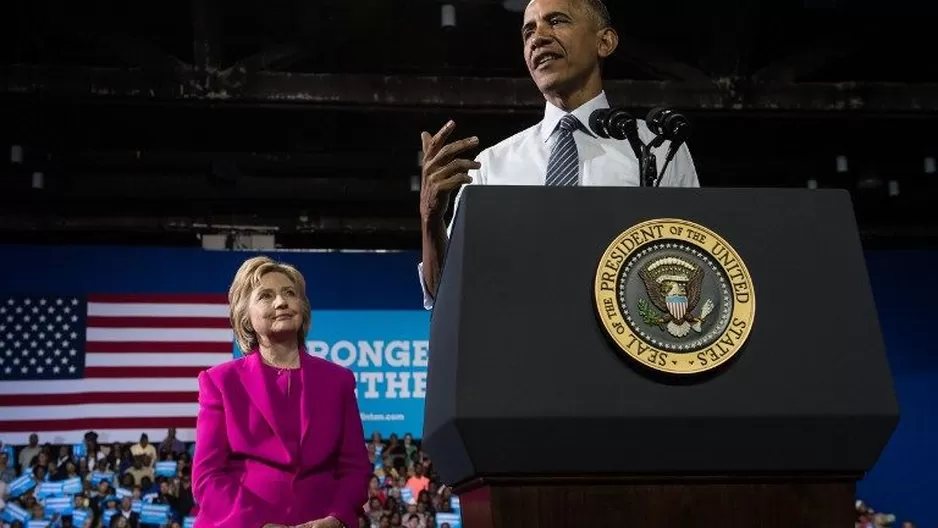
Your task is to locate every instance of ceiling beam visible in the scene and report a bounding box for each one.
[5,64,938,113]
[609,36,711,82]
[752,38,866,83]
[0,212,936,250]
[94,35,191,82]
[222,45,311,75]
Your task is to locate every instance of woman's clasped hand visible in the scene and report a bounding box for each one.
[263,517,342,528]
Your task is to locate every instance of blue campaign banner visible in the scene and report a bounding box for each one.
[71,509,90,526]
[61,477,82,495]
[234,310,430,437]
[1,502,29,523]
[90,471,114,486]
[436,512,462,528]
[34,481,63,500]
[43,496,73,516]
[115,488,133,500]
[140,503,171,525]
[400,487,415,505]
[102,510,117,527]
[155,460,178,478]
[7,474,36,498]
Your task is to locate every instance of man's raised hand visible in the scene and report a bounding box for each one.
[419,120,481,222]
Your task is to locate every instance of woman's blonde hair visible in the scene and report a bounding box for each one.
[228,256,312,353]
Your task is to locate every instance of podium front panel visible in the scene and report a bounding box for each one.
[424,186,898,485]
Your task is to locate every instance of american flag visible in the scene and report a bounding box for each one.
[0,294,231,444]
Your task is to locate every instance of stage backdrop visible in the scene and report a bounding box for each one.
[0,245,934,526]
[0,246,429,445]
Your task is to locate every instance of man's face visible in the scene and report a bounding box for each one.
[522,0,608,96]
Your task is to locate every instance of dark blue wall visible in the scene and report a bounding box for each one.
[0,245,933,525]
[0,246,425,309]
[856,251,938,527]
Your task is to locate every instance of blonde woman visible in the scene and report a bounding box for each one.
[192,256,371,528]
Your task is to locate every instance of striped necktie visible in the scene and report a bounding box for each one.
[545,114,581,186]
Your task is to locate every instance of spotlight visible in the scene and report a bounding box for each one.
[835,155,848,173]
[441,4,456,28]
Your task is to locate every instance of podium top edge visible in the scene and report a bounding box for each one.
[460,186,849,195]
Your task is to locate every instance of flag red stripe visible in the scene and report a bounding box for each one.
[86,316,231,329]
[0,416,197,433]
[87,294,228,304]
[85,366,210,378]
[0,392,199,407]
[85,341,232,353]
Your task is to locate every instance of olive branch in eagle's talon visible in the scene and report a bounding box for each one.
[637,298,667,328]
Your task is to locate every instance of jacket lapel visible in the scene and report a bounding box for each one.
[241,353,290,458]
[299,352,316,448]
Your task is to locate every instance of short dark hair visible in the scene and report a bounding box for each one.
[582,0,612,29]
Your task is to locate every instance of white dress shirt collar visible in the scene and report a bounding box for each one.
[539,90,610,143]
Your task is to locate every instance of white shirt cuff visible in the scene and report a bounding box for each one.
[417,261,435,310]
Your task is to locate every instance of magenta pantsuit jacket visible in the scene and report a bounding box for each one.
[191,350,372,528]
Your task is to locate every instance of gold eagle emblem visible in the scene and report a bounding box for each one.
[637,256,714,338]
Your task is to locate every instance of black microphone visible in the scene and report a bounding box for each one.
[588,108,612,137]
[646,107,692,145]
[589,108,636,141]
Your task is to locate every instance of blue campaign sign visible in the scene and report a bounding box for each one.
[235,309,431,437]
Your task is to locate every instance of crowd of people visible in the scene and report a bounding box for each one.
[0,430,459,528]
[0,428,917,528]
[856,500,913,528]
[0,430,195,528]
[361,433,459,528]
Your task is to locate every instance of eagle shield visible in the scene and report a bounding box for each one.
[638,256,710,338]
[666,295,688,320]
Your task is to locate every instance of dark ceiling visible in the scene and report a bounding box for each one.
[2,0,937,249]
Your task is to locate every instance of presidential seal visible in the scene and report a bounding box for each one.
[593,218,755,375]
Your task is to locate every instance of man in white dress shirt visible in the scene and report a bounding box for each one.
[417,0,700,309]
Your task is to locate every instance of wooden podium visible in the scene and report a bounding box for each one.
[452,475,857,527]
[421,186,899,528]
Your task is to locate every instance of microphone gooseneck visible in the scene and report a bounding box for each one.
[645,107,692,186]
